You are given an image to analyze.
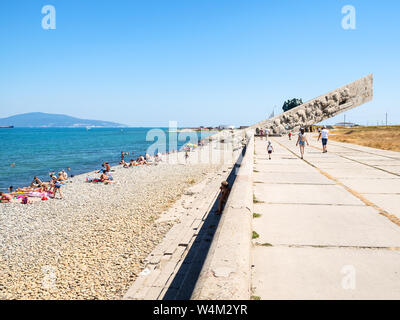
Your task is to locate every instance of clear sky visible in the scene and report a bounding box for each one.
[0,0,399,127]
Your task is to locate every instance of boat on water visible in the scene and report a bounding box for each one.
[0,126,14,128]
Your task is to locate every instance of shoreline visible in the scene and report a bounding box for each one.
[0,127,218,192]
[0,133,243,299]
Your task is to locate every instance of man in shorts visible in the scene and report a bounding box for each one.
[318,125,329,153]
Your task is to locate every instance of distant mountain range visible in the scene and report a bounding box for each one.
[0,112,126,128]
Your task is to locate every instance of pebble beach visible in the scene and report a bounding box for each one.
[0,149,224,299]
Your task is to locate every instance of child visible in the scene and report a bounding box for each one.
[51,176,63,199]
[184,151,189,163]
[217,181,231,214]
[288,131,292,140]
[267,141,274,160]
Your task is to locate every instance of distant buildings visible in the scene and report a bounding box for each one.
[334,122,358,127]
[217,125,235,130]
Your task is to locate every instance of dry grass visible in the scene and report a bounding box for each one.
[329,125,400,152]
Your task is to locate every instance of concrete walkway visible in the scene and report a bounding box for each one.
[252,135,400,299]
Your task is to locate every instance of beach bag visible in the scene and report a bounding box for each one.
[22,196,28,204]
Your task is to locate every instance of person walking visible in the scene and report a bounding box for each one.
[267,141,274,160]
[184,150,189,164]
[296,128,309,159]
[318,125,329,153]
[265,128,270,140]
[288,131,292,140]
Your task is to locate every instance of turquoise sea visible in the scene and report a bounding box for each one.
[0,128,214,191]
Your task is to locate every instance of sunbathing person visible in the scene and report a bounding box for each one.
[103,162,111,172]
[30,176,50,192]
[16,186,36,193]
[100,172,115,184]
[61,170,68,180]
[31,176,43,187]
[0,192,13,203]
[137,155,147,165]
[129,159,137,167]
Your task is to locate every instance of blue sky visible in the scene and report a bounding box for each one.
[0,0,399,127]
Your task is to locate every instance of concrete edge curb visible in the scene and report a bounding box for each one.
[191,131,254,300]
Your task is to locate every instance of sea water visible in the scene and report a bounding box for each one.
[0,127,214,191]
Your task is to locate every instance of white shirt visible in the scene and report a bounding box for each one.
[321,129,329,139]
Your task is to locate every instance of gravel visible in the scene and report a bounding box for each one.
[0,150,222,299]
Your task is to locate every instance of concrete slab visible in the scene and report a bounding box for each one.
[375,166,400,175]
[361,194,400,219]
[254,165,319,173]
[253,246,400,299]
[252,137,400,300]
[323,168,397,179]
[252,204,400,247]
[254,183,364,206]
[338,178,400,194]
[253,171,335,185]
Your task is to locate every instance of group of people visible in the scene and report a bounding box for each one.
[255,127,270,139]
[86,162,115,184]
[264,126,329,160]
[120,153,156,167]
[295,126,329,159]
[3,142,205,205]
[0,170,69,203]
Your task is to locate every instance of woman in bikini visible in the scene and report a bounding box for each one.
[296,127,309,159]
[51,176,63,199]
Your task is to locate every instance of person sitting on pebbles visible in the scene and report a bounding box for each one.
[217,181,231,214]
[100,171,115,184]
[129,159,137,167]
[137,155,147,165]
[31,176,50,192]
[0,192,13,203]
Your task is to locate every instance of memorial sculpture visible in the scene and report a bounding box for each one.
[252,74,373,134]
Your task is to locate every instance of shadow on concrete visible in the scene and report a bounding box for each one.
[163,145,247,300]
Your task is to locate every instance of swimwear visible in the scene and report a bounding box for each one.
[322,138,328,146]
[299,141,305,146]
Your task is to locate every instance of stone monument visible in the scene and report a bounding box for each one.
[252,74,373,134]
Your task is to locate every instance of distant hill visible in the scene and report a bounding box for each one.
[0,112,126,128]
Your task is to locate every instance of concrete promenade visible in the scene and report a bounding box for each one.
[252,134,400,299]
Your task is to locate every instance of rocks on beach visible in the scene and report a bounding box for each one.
[0,153,222,299]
